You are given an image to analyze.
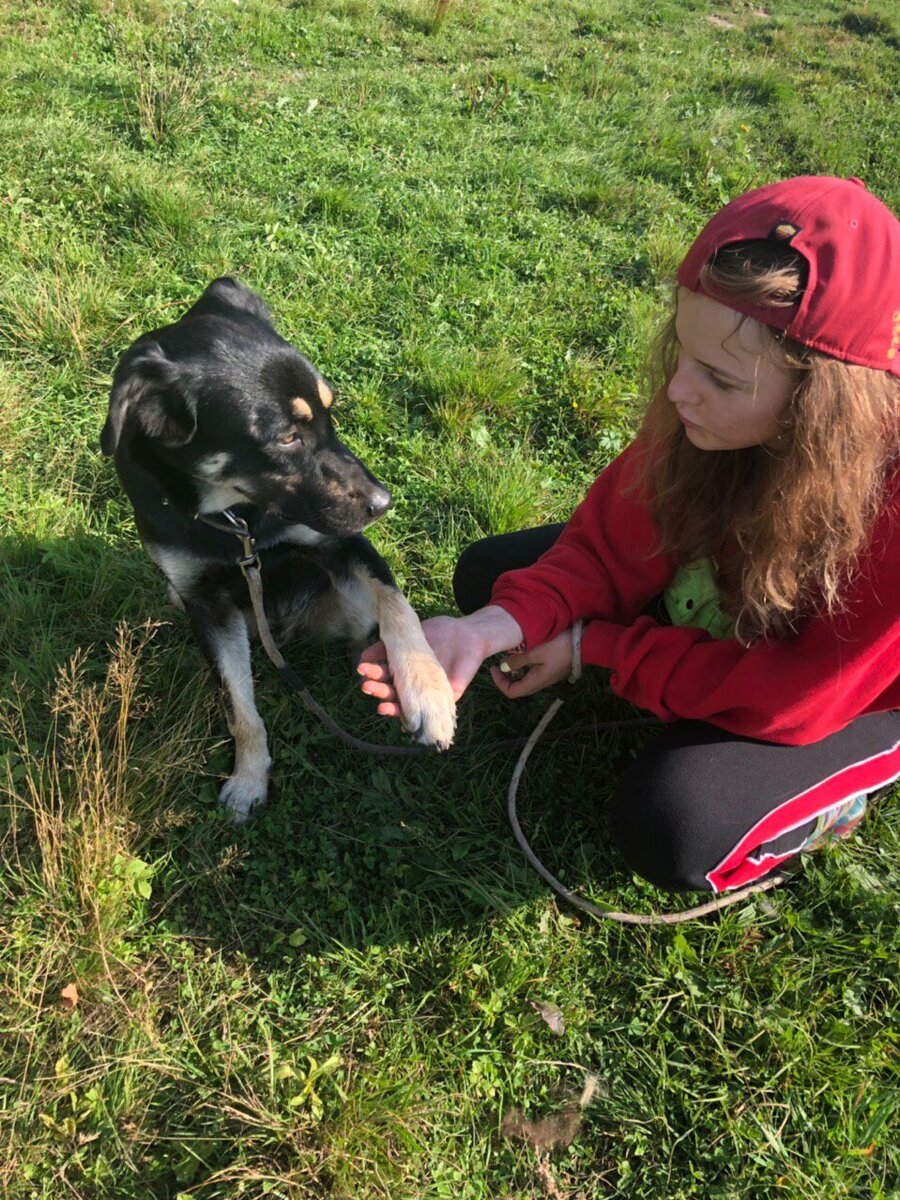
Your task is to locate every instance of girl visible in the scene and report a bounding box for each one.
[358,175,900,894]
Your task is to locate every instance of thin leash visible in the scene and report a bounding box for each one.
[507,696,789,925]
[196,509,790,925]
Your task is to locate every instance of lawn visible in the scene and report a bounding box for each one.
[1,0,898,1196]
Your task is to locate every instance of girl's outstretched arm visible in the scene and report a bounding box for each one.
[357,606,524,717]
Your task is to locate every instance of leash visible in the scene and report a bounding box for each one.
[507,696,789,925]
[195,509,790,924]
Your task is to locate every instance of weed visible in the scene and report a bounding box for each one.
[105,5,215,147]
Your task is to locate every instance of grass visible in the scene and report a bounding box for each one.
[1,0,899,1196]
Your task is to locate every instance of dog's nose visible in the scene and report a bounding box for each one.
[367,486,392,519]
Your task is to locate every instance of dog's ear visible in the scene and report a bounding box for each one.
[101,341,197,456]
[186,276,271,324]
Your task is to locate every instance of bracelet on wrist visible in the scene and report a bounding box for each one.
[568,619,584,685]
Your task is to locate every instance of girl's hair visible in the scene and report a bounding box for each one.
[638,240,900,643]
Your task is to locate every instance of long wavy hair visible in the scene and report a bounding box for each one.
[637,241,900,643]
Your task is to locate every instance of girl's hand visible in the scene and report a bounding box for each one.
[489,628,575,698]
[357,606,523,719]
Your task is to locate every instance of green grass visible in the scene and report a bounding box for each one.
[2,1,899,1196]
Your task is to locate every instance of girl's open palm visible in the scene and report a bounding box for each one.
[357,616,489,718]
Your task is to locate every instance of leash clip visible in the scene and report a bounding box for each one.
[222,510,260,576]
[195,508,260,574]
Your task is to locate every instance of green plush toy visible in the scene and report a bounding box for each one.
[663,559,735,640]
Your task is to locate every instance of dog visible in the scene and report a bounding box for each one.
[101,277,456,821]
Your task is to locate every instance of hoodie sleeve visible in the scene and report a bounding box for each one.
[490,438,675,648]
[580,492,900,745]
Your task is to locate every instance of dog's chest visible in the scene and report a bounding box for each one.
[249,545,336,644]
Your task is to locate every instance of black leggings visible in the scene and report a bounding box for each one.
[453,527,900,893]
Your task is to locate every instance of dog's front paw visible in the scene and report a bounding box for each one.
[393,651,457,751]
[219,774,268,824]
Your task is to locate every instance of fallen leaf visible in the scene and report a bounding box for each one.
[501,1072,601,1154]
[530,999,566,1035]
[60,983,79,1011]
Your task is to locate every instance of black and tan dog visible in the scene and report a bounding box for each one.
[101,277,456,821]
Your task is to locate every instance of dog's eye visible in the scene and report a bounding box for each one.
[278,430,304,446]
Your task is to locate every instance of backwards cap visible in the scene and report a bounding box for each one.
[676,175,900,376]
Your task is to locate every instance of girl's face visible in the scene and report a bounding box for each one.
[667,288,796,451]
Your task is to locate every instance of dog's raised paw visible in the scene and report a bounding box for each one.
[393,651,457,752]
[219,775,268,824]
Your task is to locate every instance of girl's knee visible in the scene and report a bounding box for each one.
[452,538,497,614]
[608,752,714,893]
[453,525,565,615]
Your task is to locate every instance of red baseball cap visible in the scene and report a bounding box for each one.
[677,176,900,376]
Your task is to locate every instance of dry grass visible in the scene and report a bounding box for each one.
[0,623,194,1188]
[431,0,455,33]
[0,623,345,1195]
[0,268,119,368]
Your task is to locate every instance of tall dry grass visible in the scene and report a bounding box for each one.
[0,623,196,1188]
[0,623,336,1196]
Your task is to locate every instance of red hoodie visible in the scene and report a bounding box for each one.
[490,439,900,745]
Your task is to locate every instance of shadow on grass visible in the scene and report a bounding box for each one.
[159,645,651,959]
[2,529,654,961]
[2,530,158,695]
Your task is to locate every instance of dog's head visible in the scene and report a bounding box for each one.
[101,277,391,538]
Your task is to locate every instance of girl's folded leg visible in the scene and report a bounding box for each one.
[608,710,900,893]
[452,525,565,615]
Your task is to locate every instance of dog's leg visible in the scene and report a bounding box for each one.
[309,538,456,750]
[361,576,457,751]
[186,601,271,823]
